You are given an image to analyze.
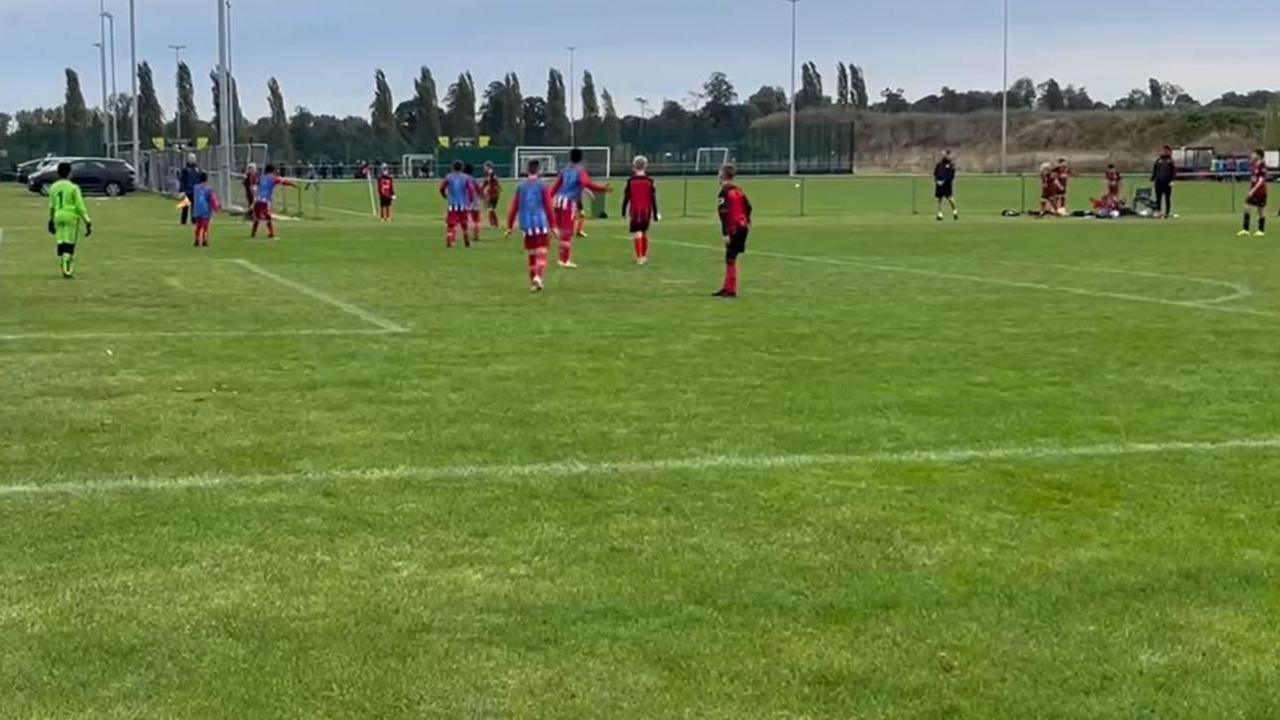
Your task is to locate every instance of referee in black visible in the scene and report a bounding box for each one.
[1151,145,1177,219]
[933,150,959,221]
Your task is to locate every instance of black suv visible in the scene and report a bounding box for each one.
[28,158,137,197]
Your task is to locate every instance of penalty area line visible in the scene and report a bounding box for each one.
[5,435,1280,497]
[229,258,408,333]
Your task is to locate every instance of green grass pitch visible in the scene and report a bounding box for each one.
[2,175,1279,719]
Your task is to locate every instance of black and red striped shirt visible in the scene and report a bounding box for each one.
[718,183,752,235]
[622,174,658,219]
[378,175,395,199]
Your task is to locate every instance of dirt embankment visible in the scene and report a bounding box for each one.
[754,108,1266,173]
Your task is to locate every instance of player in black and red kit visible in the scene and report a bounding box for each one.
[1239,149,1268,237]
[714,164,752,298]
[621,156,659,265]
[481,162,502,229]
[1105,163,1122,205]
[377,164,396,222]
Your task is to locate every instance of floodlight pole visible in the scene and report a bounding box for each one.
[169,44,187,146]
[104,11,119,156]
[129,0,139,175]
[785,0,799,177]
[226,2,234,77]
[568,46,577,147]
[1000,0,1009,174]
[217,0,233,203]
[97,1,110,155]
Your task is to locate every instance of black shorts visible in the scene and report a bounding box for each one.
[485,198,500,210]
[935,182,954,199]
[379,196,393,209]
[725,228,749,261]
[55,242,76,256]
[629,214,652,233]
[1248,193,1268,209]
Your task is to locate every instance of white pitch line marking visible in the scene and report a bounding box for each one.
[230,258,408,333]
[4,436,1280,498]
[992,260,1253,306]
[661,240,1278,318]
[0,328,397,342]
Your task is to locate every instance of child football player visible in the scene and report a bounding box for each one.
[1105,163,1122,205]
[191,171,221,247]
[505,159,557,292]
[377,164,396,222]
[621,156,659,265]
[464,164,483,244]
[482,161,503,229]
[47,162,92,278]
[714,164,752,298]
[251,164,295,239]
[549,148,610,268]
[439,160,476,248]
[1239,149,1268,237]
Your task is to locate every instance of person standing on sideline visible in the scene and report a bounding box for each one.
[178,154,201,226]
[933,150,958,221]
[242,163,260,221]
[1238,149,1268,237]
[1151,145,1177,219]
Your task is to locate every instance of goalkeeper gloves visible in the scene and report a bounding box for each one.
[85,222,93,237]
[47,220,56,235]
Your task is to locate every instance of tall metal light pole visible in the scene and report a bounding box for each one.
[567,46,577,147]
[785,0,799,177]
[103,11,119,156]
[217,0,233,203]
[1000,0,1009,174]
[169,44,187,146]
[97,1,111,155]
[129,0,140,175]
[226,2,234,77]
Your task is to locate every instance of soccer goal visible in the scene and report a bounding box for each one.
[401,154,435,179]
[513,146,612,179]
[695,147,731,173]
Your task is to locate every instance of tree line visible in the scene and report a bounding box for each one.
[2,61,1278,165]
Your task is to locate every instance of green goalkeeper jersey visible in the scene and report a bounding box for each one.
[49,179,90,226]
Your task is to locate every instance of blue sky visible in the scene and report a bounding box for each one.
[2,0,1277,121]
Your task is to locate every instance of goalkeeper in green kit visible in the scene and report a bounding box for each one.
[47,162,92,278]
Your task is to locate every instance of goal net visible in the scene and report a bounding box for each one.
[401,154,435,178]
[513,146,612,179]
[695,147,731,173]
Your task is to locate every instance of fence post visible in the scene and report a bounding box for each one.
[1230,175,1236,214]
[682,177,689,218]
[910,175,918,215]
[1020,173,1027,212]
[800,177,807,217]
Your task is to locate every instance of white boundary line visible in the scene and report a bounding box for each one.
[992,260,1253,306]
[229,258,408,333]
[1,328,395,341]
[4,435,1279,497]
[661,240,1277,318]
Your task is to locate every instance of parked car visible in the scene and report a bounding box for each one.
[16,156,66,184]
[27,158,136,197]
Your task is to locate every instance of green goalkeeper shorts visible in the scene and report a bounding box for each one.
[54,220,81,245]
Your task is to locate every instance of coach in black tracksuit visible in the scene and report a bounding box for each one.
[1151,145,1177,218]
[933,151,958,221]
[177,154,201,225]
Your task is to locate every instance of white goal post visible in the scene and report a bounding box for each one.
[401,154,435,178]
[513,146,612,179]
[695,147,731,173]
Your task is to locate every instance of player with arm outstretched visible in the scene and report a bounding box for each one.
[47,162,92,278]
[439,160,477,248]
[482,162,503,229]
[713,164,752,298]
[621,156,659,265]
[505,159,557,292]
[1239,149,1268,237]
[251,164,296,239]
[377,165,396,222]
[548,148,610,268]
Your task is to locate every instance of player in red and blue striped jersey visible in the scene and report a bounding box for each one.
[505,159,557,292]
[439,160,477,248]
[548,148,610,268]
[465,163,484,244]
[251,164,295,239]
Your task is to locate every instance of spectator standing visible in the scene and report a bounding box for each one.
[177,154,201,225]
[1151,145,1177,218]
[933,150,959,221]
